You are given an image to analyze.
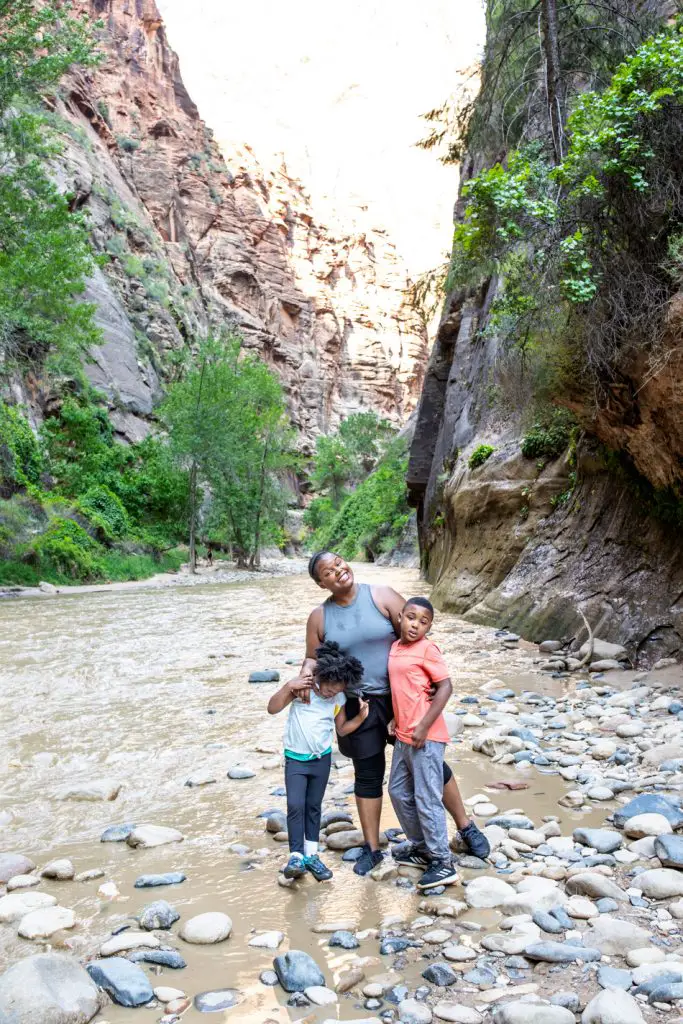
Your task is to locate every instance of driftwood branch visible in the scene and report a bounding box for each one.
[573,608,594,670]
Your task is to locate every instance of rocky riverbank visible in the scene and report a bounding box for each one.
[0,569,681,1023]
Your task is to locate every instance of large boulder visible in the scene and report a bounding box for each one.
[273,950,325,992]
[0,953,100,1023]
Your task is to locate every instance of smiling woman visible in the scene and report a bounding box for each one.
[301,551,491,875]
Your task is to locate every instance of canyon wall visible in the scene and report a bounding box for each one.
[43,0,427,445]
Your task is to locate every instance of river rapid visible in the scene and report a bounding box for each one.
[0,563,609,1023]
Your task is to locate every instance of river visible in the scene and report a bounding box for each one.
[0,563,605,1022]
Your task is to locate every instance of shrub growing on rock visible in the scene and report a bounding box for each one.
[468,444,495,470]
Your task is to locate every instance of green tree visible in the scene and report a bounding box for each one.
[338,411,394,479]
[160,336,294,570]
[0,0,100,379]
[310,435,354,508]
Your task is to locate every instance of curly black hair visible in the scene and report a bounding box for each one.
[315,640,364,688]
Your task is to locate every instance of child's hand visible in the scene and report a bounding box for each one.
[287,677,311,703]
[411,720,428,749]
[387,718,396,737]
[358,697,370,721]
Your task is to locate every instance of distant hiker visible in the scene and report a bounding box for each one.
[206,545,214,567]
[267,640,369,882]
[388,596,458,889]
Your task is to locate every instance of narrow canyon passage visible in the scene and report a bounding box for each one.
[0,565,614,1022]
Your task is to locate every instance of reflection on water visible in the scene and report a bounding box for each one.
[0,564,600,1021]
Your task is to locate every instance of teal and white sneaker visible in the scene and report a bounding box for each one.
[283,853,305,879]
[304,854,333,881]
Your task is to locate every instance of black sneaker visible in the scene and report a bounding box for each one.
[304,854,333,881]
[417,860,459,889]
[392,842,429,868]
[283,853,305,879]
[353,844,384,876]
[459,820,491,860]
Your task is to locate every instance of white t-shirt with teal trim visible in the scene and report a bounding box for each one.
[283,690,346,758]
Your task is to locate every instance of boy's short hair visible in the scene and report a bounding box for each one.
[315,640,364,687]
[404,596,434,618]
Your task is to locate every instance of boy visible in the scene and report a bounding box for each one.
[388,596,458,889]
[267,640,369,882]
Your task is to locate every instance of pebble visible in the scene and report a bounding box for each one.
[179,912,232,944]
[597,966,633,990]
[6,874,40,891]
[273,950,325,991]
[399,997,433,1023]
[328,929,359,949]
[305,985,337,1005]
[194,989,243,1012]
[127,949,186,969]
[154,986,186,1002]
[524,941,602,963]
[422,963,458,986]
[138,900,180,930]
[86,957,153,1007]
[101,823,135,842]
[100,932,160,956]
[434,1005,483,1024]
[227,766,256,779]
[492,1005,574,1024]
[249,670,280,683]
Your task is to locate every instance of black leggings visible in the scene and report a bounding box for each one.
[353,750,453,799]
[285,754,331,854]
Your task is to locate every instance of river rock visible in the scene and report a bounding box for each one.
[0,891,57,922]
[648,981,683,1003]
[524,941,601,963]
[126,825,184,848]
[598,966,633,990]
[41,859,75,881]
[305,985,337,1005]
[194,988,243,1011]
[0,853,36,883]
[0,953,100,1024]
[635,868,683,899]
[613,794,683,830]
[532,910,564,934]
[127,949,186,969]
[134,872,186,888]
[155,986,185,1002]
[138,900,180,930]
[581,989,644,1024]
[185,771,217,787]
[565,872,627,901]
[249,930,284,949]
[266,811,287,833]
[434,1005,482,1024]
[443,944,477,962]
[574,829,622,853]
[74,869,105,883]
[227,766,256,779]
[179,912,232,944]
[623,813,673,838]
[464,876,515,908]
[86,957,153,1007]
[18,906,76,939]
[492,1005,574,1024]
[327,829,366,850]
[587,916,652,954]
[100,823,135,842]
[100,932,160,956]
[335,967,365,993]
[329,930,359,949]
[422,963,458,987]
[581,639,628,661]
[485,815,534,830]
[654,834,683,868]
[274,950,325,991]
[249,670,280,683]
[58,779,121,801]
[399,998,433,1023]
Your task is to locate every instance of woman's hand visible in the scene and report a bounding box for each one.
[387,718,396,737]
[358,697,370,722]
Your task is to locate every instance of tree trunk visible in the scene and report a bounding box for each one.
[188,459,198,573]
[541,0,564,163]
[249,436,270,570]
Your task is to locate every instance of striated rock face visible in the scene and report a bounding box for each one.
[408,282,683,663]
[51,0,427,443]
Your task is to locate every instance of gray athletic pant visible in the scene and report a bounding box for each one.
[388,739,450,863]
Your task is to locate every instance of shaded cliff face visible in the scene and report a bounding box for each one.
[408,280,683,664]
[50,0,427,444]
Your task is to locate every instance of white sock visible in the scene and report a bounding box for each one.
[290,851,304,861]
[304,840,318,857]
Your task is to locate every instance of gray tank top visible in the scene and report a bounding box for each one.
[323,583,396,696]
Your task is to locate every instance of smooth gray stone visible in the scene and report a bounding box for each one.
[138,900,179,930]
[486,816,534,830]
[524,942,602,963]
[533,910,564,934]
[228,767,255,779]
[551,992,580,1012]
[194,988,243,1012]
[273,950,325,992]
[260,969,279,986]
[648,982,683,1004]
[613,794,683,829]
[550,907,573,930]
[421,962,458,986]
[249,670,280,683]
[328,930,359,949]
[127,949,186,969]
[598,965,632,990]
[86,957,153,1007]
[0,953,100,1023]
[573,828,622,854]
[654,834,683,868]
[101,823,136,842]
[134,872,186,888]
[634,971,683,997]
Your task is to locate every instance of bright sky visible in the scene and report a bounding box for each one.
[156,0,486,276]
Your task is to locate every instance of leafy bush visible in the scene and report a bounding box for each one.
[117,136,140,152]
[310,438,411,560]
[105,234,127,256]
[521,411,575,460]
[32,517,104,581]
[0,403,43,493]
[303,495,336,534]
[468,444,495,470]
[78,485,129,540]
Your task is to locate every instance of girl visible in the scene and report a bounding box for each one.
[267,640,369,881]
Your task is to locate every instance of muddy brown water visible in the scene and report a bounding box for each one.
[0,564,609,1022]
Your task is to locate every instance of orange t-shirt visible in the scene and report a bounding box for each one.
[388,637,450,745]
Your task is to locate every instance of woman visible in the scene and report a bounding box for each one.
[301,550,490,876]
